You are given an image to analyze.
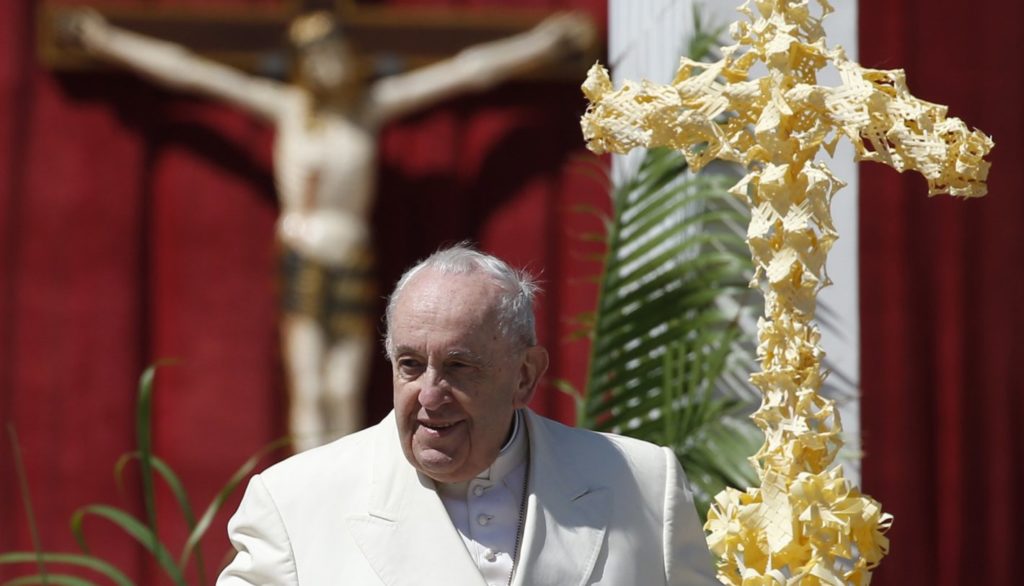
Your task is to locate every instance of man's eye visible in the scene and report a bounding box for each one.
[397,359,423,374]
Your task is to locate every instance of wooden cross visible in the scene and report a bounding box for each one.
[581,0,992,584]
[38,0,597,79]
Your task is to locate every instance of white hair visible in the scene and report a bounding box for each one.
[384,243,540,357]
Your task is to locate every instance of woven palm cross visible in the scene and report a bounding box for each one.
[581,1,992,583]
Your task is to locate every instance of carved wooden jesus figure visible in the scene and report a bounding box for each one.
[65,9,591,452]
[581,0,992,583]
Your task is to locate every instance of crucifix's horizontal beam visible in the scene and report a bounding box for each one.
[38,2,600,81]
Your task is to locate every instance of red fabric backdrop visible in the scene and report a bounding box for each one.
[0,0,607,583]
[859,1,1022,585]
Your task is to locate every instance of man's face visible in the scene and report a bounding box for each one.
[389,269,547,484]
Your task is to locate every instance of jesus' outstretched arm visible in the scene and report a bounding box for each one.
[61,9,288,123]
[368,13,594,126]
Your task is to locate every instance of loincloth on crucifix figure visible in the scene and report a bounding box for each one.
[59,7,594,452]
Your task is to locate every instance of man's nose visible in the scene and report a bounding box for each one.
[417,369,451,409]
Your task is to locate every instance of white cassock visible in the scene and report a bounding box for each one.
[217,410,719,585]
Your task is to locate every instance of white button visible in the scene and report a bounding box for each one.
[477,514,491,526]
[483,548,497,562]
[473,485,485,497]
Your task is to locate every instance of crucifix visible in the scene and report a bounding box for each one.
[42,0,595,453]
[581,0,992,583]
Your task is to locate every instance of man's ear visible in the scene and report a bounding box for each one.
[514,345,549,408]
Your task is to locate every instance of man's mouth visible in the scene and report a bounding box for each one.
[420,420,462,433]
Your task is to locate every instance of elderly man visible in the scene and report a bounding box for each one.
[219,244,718,585]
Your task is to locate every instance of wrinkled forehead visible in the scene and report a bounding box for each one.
[394,269,503,328]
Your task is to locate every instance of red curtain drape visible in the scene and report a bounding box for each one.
[859,1,1022,585]
[0,0,607,583]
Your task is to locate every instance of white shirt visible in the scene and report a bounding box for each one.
[437,410,528,586]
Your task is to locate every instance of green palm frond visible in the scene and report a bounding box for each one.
[577,146,761,517]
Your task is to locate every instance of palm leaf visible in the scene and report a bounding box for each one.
[578,144,761,517]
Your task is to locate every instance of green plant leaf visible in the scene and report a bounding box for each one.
[178,437,290,570]
[134,366,159,550]
[69,505,184,586]
[115,453,197,530]
[551,380,586,425]
[6,425,48,584]
[3,574,100,586]
[113,452,206,582]
[0,553,132,586]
